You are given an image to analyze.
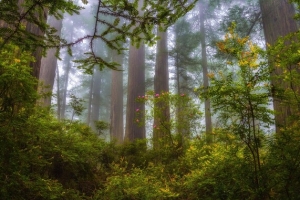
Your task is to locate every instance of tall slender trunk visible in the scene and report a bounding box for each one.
[153,29,170,149]
[87,74,94,125]
[200,1,213,143]
[110,51,124,144]
[60,54,72,119]
[39,15,63,107]
[56,66,61,119]
[90,67,101,132]
[259,0,299,132]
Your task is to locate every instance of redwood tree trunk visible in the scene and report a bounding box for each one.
[125,44,145,141]
[153,29,170,148]
[259,0,299,132]
[39,15,63,107]
[110,51,124,144]
[125,0,146,142]
[90,67,101,132]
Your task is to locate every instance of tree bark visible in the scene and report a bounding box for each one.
[259,0,299,132]
[125,44,146,141]
[110,51,124,144]
[39,15,63,107]
[125,0,146,142]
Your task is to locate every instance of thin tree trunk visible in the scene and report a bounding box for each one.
[200,1,213,143]
[56,66,61,120]
[110,51,124,144]
[60,54,72,119]
[90,67,101,132]
[260,0,299,132]
[87,74,94,125]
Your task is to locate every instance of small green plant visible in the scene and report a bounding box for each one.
[198,24,273,197]
[68,93,85,121]
[94,120,110,135]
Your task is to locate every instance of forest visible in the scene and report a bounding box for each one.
[1,0,300,199]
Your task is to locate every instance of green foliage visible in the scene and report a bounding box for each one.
[68,94,85,120]
[94,120,110,135]
[0,40,37,121]
[137,91,202,147]
[0,0,81,51]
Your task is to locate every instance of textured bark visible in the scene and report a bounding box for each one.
[125,0,146,142]
[22,0,48,80]
[200,1,213,143]
[110,51,124,144]
[153,30,170,148]
[39,15,63,107]
[125,44,145,141]
[260,0,299,132]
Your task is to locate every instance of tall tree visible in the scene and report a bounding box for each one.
[171,18,201,141]
[39,15,63,106]
[89,67,101,131]
[110,50,124,144]
[125,43,146,141]
[199,1,213,143]
[153,29,170,148]
[125,0,146,142]
[259,0,299,132]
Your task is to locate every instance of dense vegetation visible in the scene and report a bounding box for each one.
[1,0,300,199]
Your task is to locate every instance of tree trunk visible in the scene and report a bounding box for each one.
[39,15,63,107]
[259,0,298,132]
[110,51,124,144]
[153,29,170,148]
[125,44,146,141]
[200,1,213,143]
[23,0,48,80]
[125,0,146,142]
[60,54,72,119]
[87,74,94,125]
[90,67,101,132]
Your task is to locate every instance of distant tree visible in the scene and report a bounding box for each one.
[199,1,213,143]
[110,50,124,144]
[170,18,201,139]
